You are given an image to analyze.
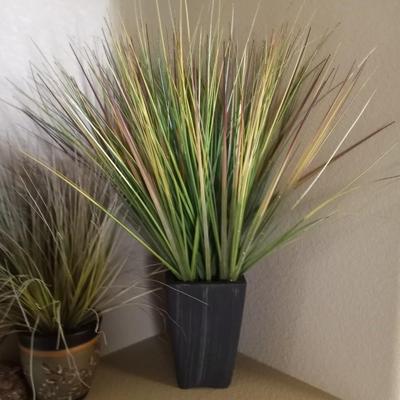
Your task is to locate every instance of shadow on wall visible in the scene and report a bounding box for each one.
[111,1,400,400]
[101,232,162,355]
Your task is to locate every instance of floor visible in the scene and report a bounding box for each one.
[88,336,338,400]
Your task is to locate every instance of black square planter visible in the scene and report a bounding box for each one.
[165,273,246,388]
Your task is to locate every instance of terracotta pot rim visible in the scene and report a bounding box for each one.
[19,335,99,358]
[18,320,100,351]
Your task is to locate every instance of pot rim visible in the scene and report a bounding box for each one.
[166,271,246,285]
[18,319,100,351]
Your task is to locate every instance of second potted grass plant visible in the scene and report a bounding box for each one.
[18,3,392,389]
[0,152,151,399]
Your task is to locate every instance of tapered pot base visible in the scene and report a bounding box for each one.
[166,273,246,389]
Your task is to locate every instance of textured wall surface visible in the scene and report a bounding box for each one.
[0,0,108,131]
[0,0,158,357]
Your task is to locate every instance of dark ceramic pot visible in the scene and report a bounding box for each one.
[166,272,246,389]
[18,322,100,400]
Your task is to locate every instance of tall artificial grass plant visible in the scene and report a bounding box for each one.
[19,3,392,282]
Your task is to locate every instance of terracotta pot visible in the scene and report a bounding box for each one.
[18,323,100,400]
